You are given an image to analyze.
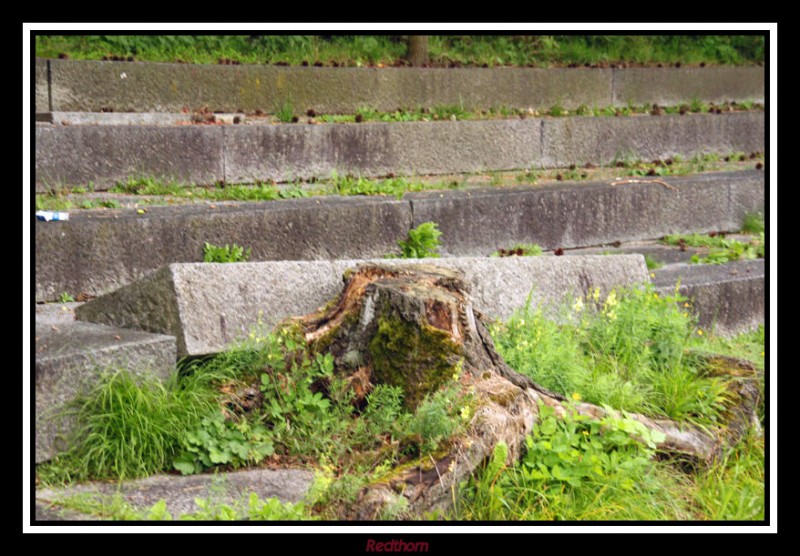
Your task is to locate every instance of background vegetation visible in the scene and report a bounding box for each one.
[36,35,765,67]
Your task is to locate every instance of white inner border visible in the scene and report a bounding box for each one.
[22,22,777,534]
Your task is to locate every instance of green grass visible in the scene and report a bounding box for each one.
[37,286,765,520]
[662,230,765,265]
[44,490,315,521]
[460,308,766,521]
[492,243,543,257]
[35,35,765,67]
[456,415,764,520]
[39,323,470,519]
[275,99,296,123]
[644,254,664,270]
[491,284,731,425]
[742,212,765,234]
[37,362,247,485]
[662,233,731,248]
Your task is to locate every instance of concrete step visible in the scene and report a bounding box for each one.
[35,467,314,521]
[38,111,244,126]
[35,112,764,192]
[35,171,764,302]
[652,259,765,336]
[562,234,761,266]
[36,58,764,114]
[35,312,177,463]
[75,255,649,357]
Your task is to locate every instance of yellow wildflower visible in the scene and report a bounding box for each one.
[592,287,601,302]
[697,329,704,336]
[684,302,690,308]
[571,392,582,401]
[572,296,584,313]
[650,273,656,278]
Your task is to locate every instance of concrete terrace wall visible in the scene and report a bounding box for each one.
[36,58,764,114]
[35,112,764,191]
[35,171,764,302]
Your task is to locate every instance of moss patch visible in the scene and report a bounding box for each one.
[369,314,462,410]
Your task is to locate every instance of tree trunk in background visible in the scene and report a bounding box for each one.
[407,36,430,66]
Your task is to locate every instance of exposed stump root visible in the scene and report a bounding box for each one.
[287,263,762,518]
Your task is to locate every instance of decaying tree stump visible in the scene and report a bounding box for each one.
[289,263,762,519]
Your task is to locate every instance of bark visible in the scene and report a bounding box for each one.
[289,263,762,518]
[407,36,429,66]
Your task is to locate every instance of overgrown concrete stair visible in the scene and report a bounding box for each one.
[32,61,766,480]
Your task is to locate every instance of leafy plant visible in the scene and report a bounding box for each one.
[173,413,274,475]
[203,242,252,263]
[395,222,443,259]
[522,404,664,488]
[457,405,679,520]
[689,234,764,265]
[59,292,76,303]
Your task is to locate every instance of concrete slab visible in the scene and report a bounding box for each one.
[35,58,49,113]
[45,59,763,114]
[409,171,764,255]
[653,259,765,336]
[614,66,765,106]
[75,256,650,357]
[561,234,761,266]
[35,112,764,191]
[34,171,763,303]
[48,60,613,113]
[223,119,543,183]
[35,501,101,521]
[35,125,225,192]
[541,112,764,168]
[35,321,176,462]
[35,195,411,302]
[42,111,244,126]
[35,467,314,521]
[35,302,83,326]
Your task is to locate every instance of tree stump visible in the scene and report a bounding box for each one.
[289,263,762,518]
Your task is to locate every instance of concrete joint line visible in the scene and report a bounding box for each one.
[539,119,545,161]
[221,125,228,184]
[46,59,52,113]
[611,67,617,106]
